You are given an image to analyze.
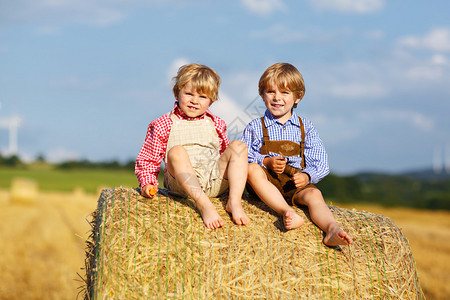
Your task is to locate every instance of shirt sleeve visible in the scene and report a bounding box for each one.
[301,119,330,184]
[135,116,170,188]
[240,120,267,167]
[213,115,230,154]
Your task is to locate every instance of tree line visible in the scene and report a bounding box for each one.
[0,153,135,170]
[1,153,449,210]
[317,172,450,211]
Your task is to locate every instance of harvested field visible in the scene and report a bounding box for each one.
[0,188,98,300]
[84,187,424,299]
[1,187,449,299]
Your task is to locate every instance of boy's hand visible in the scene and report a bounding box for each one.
[292,172,310,189]
[263,156,286,174]
[141,184,158,198]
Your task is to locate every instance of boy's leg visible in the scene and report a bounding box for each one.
[167,145,224,229]
[293,188,352,246]
[218,140,250,225]
[247,163,304,230]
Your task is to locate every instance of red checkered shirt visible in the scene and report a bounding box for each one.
[135,102,230,188]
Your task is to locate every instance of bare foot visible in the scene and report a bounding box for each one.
[283,210,304,230]
[196,199,224,230]
[226,200,250,225]
[323,228,352,246]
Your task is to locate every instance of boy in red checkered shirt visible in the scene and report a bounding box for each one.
[135,63,250,229]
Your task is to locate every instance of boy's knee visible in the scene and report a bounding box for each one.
[167,145,187,160]
[229,140,247,155]
[248,163,264,180]
[296,187,323,205]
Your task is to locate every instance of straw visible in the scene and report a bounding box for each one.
[83,187,424,299]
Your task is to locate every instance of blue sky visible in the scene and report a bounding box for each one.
[1,0,449,174]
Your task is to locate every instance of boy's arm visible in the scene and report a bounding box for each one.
[135,122,167,188]
[213,117,230,154]
[240,122,267,166]
[301,120,330,184]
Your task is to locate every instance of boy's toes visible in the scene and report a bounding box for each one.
[283,210,304,230]
[234,214,250,225]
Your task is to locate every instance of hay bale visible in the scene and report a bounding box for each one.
[72,186,86,199]
[83,187,424,299]
[10,177,38,205]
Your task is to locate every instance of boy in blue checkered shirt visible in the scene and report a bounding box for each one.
[240,63,352,246]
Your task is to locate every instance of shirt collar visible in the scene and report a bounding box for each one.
[264,109,300,127]
[172,101,211,121]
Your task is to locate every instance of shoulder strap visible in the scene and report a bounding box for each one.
[260,117,270,155]
[261,117,270,140]
[298,117,306,169]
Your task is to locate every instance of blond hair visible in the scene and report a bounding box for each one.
[172,63,221,102]
[258,63,305,99]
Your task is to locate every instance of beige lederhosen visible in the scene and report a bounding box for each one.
[163,113,229,197]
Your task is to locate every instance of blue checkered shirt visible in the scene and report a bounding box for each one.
[240,110,329,184]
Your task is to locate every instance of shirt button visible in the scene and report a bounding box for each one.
[283,127,286,130]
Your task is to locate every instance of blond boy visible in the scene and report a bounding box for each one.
[136,63,250,229]
[241,63,351,246]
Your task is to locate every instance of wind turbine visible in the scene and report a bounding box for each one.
[433,146,443,174]
[0,111,22,156]
[8,115,21,156]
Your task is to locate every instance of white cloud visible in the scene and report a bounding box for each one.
[222,70,260,102]
[329,82,388,99]
[308,0,384,14]
[309,61,389,100]
[240,0,286,16]
[166,58,190,86]
[405,65,444,81]
[431,54,449,66]
[209,92,248,125]
[0,0,182,28]
[398,28,450,52]
[208,92,253,140]
[0,0,127,27]
[376,110,435,131]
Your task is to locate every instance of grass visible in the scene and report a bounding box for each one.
[0,166,139,194]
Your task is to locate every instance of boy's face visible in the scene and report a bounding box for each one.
[262,85,301,123]
[176,81,212,118]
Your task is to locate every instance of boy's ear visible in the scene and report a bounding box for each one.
[295,91,304,104]
[293,91,304,109]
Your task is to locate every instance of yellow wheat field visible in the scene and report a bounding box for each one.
[0,188,449,300]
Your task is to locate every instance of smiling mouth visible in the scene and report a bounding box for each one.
[272,104,283,108]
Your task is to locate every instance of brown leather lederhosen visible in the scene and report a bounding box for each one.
[248,117,317,205]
